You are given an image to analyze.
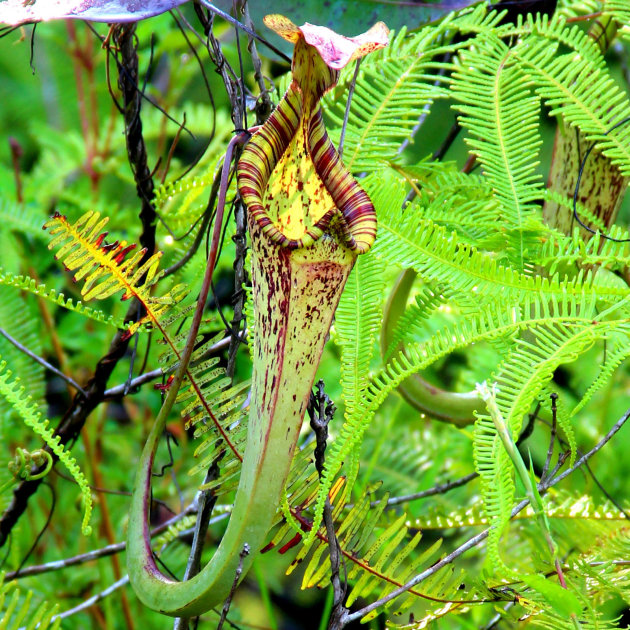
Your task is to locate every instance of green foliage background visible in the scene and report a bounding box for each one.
[1,0,630,628]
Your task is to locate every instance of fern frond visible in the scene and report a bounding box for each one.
[324,7,496,173]
[335,254,385,419]
[505,13,606,65]
[607,0,630,35]
[0,575,60,630]
[474,320,628,572]
[451,32,543,263]
[570,333,630,417]
[0,269,125,328]
[536,226,630,273]
[391,164,502,247]
[367,172,629,307]
[0,285,46,421]
[0,200,48,242]
[557,0,602,20]
[310,290,603,551]
[384,284,446,361]
[270,480,470,622]
[183,346,250,495]
[0,360,92,535]
[514,33,630,174]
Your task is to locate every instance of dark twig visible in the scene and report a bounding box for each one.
[197,0,291,63]
[173,463,221,630]
[385,472,478,507]
[113,23,156,260]
[308,380,347,629]
[243,2,273,122]
[0,326,86,396]
[226,197,249,379]
[217,544,250,630]
[338,59,361,161]
[542,393,558,478]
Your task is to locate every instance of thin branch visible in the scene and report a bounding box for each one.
[337,59,361,160]
[196,0,291,63]
[0,326,86,397]
[385,472,478,507]
[103,333,237,398]
[173,463,221,630]
[6,504,232,581]
[217,544,250,630]
[50,575,130,623]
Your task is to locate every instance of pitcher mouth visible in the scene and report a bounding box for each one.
[237,17,388,255]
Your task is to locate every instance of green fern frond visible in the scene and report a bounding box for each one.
[324,6,497,173]
[570,334,630,417]
[514,33,630,174]
[367,172,629,307]
[270,480,471,622]
[384,284,446,361]
[473,320,628,572]
[310,290,603,552]
[0,269,125,328]
[543,188,608,233]
[451,33,543,263]
[335,254,385,419]
[0,575,60,630]
[391,164,503,247]
[607,0,630,32]
[0,201,48,242]
[504,13,606,66]
[183,344,250,495]
[536,227,630,273]
[0,360,92,535]
[557,0,602,19]
[0,285,46,422]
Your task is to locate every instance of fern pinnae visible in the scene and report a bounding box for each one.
[570,336,630,418]
[450,33,543,266]
[0,360,92,535]
[310,294,602,555]
[0,269,125,328]
[0,575,60,630]
[369,174,629,306]
[44,211,248,491]
[514,35,630,174]
[472,320,628,572]
[323,8,493,173]
[335,253,385,418]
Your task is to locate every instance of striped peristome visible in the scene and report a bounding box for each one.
[237,15,388,254]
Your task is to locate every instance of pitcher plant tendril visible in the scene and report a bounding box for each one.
[126,14,388,617]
